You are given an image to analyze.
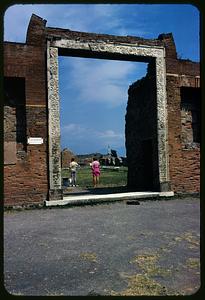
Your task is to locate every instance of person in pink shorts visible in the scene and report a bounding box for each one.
[91,157,101,188]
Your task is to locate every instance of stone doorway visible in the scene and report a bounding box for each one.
[47,37,169,200]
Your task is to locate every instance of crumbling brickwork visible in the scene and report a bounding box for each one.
[4,16,48,206]
[126,62,159,191]
[126,35,200,193]
[166,65,200,193]
[3,14,200,207]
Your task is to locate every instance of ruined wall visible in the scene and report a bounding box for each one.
[46,27,164,48]
[125,62,159,191]
[3,14,200,207]
[61,149,76,168]
[166,61,200,193]
[4,39,48,206]
[126,39,200,193]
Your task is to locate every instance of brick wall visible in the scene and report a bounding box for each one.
[167,71,200,193]
[3,14,200,207]
[4,40,48,206]
[126,56,200,193]
[125,62,159,191]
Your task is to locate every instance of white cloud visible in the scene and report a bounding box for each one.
[4,4,149,42]
[60,57,147,107]
[61,123,124,149]
[61,123,87,136]
[61,122,125,153]
[98,129,124,140]
[62,123,123,139]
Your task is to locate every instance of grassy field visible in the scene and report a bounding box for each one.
[62,166,128,188]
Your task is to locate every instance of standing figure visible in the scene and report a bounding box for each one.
[69,158,80,187]
[91,157,101,188]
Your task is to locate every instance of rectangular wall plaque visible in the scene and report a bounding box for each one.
[28,137,44,145]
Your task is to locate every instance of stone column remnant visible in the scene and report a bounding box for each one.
[47,42,63,200]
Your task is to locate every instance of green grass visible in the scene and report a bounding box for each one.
[62,166,128,188]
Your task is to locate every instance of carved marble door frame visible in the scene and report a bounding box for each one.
[47,39,169,199]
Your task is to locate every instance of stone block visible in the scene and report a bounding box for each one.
[4,141,16,165]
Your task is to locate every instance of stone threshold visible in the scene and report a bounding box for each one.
[44,191,174,207]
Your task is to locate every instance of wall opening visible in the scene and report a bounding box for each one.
[180,86,201,148]
[125,60,159,191]
[4,77,27,165]
[58,54,148,193]
[142,139,154,190]
[47,40,169,200]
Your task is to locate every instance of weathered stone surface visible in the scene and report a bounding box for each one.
[4,106,16,141]
[166,74,200,193]
[126,66,200,193]
[49,189,63,201]
[53,39,165,58]
[49,33,169,192]
[3,14,200,206]
[4,142,17,165]
[47,45,62,191]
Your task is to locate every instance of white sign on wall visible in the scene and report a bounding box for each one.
[27,137,44,145]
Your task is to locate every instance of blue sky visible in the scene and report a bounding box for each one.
[4,4,200,156]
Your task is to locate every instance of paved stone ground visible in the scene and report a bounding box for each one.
[4,197,200,296]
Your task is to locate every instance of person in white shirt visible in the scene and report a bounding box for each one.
[69,158,80,187]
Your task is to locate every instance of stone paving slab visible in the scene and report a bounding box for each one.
[45,191,174,207]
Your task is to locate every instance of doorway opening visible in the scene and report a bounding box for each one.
[47,38,169,201]
[58,55,148,195]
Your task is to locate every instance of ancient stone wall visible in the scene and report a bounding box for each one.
[4,40,48,206]
[3,14,200,206]
[126,54,200,193]
[166,60,200,193]
[125,62,159,191]
[61,149,76,168]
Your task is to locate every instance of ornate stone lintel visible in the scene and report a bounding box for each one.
[52,39,165,58]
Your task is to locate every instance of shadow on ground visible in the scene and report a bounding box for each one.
[63,186,140,196]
